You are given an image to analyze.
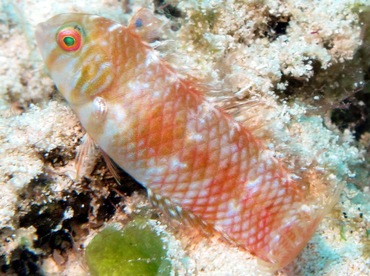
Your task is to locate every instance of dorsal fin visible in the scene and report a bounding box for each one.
[128,8,167,43]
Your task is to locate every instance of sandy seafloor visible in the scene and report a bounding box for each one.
[1,0,370,275]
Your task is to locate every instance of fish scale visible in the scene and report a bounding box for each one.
[35,11,329,269]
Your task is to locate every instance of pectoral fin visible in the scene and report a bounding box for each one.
[75,133,100,180]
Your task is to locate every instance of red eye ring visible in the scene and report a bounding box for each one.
[57,27,82,51]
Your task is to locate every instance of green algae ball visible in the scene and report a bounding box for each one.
[85,219,172,276]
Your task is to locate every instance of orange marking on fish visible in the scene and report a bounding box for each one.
[35,9,331,269]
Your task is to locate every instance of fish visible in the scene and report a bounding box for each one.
[35,9,333,269]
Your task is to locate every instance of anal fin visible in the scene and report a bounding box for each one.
[147,189,215,237]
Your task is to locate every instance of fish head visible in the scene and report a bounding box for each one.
[35,13,115,107]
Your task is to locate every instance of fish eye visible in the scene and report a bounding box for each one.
[57,26,82,51]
